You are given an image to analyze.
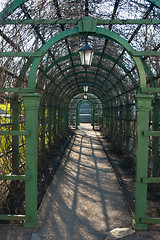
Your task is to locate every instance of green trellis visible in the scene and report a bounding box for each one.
[0,1,160,229]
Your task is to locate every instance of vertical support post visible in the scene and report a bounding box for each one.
[48,104,52,147]
[22,93,41,228]
[57,104,60,137]
[92,108,95,130]
[113,107,118,139]
[110,108,113,138]
[76,106,79,129]
[134,94,153,230]
[40,103,46,150]
[11,98,21,174]
[119,106,122,133]
[125,104,130,152]
[152,97,160,176]
[53,104,57,140]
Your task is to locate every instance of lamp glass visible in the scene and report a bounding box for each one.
[84,93,88,100]
[83,85,88,92]
[78,44,94,66]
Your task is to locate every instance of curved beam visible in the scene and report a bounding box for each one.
[29,26,146,90]
[36,52,137,89]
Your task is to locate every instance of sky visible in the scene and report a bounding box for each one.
[0,0,8,12]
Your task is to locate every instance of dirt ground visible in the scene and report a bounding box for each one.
[0,124,160,239]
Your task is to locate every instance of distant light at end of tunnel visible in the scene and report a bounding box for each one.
[83,93,88,100]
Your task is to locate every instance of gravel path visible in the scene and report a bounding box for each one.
[35,124,132,239]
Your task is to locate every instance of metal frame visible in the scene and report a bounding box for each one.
[0,4,160,228]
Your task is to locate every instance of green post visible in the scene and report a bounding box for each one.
[76,107,79,129]
[57,105,60,137]
[22,93,41,228]
[53,104,57,141]
[92,108,95,130]
[119,106,122,133]
[41,104,46,150]
[152,97,160,176]
[11,98,21,174]
[125,105,130,152]
[48,104,52,147]
[134,94,153,230]
[114,107,118,139]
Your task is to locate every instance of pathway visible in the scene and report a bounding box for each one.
[34,124,132,239]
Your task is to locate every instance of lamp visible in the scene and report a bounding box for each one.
[83,84,88,92]
[83,93,88,100]
[78,43,94,66]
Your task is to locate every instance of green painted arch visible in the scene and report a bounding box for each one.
[43,70,120,99]
[36,52,137,90]
[40,66,124,107]
[53,83,112,112]
[44,80,110,113]
[38,64,127,101]
[60,85,108,106]
[40,60,130,107]
[29,25,146,90]
[45,77,114,108]
[40,68,115,104]
[77,99,94,110]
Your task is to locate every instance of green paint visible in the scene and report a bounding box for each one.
[134,94,153,230]
[22,93,41,228]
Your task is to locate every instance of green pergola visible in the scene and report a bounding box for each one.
[0,0,160,230]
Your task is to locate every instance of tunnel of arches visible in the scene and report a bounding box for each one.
[0,0,160,230]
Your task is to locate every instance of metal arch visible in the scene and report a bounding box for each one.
[44,79,110,109]
[45,70,121,97]
[57,83,109,106]
[54,84,111,114]
[38,63,125,109]
[36,52,137,89]
[28,25,147,90]
[77,99,94,110]
[44,76,114,106]
[45,80,110,114]
[0,0,28,23]
[147,0,160,8]
[41,74,111,105]
[41,71,114,104]
[39,61,130,107]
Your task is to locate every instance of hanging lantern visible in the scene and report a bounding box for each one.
[83,84,89,92]
[78,44,94,66]
[83,93,88,100]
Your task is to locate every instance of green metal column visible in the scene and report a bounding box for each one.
[11,98,21,174]
[152,97,160,176]
[110,108,113,137]
[134,94,153,230]
[48,104,53,147]
[40,103,46,150]
[57,104,60,137]
[125,104,130,152]
[92,108,95,130]
[119,106,123,134]
[22,93,41,228]
[76,106,79,129]
[113,107,118,139]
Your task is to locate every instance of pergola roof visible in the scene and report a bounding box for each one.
[0,0,160,106]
